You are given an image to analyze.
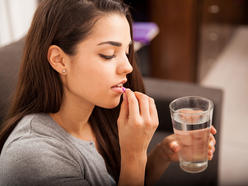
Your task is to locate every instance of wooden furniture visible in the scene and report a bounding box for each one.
[148,0,248,82]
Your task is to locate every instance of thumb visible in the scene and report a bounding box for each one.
[169,141,180,153]
[162,134,180,154]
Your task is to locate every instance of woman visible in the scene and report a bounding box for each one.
[0,0,216,185]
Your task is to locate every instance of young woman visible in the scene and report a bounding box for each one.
[0,0,216,185]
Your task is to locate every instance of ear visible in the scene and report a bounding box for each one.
[47,45,68,75]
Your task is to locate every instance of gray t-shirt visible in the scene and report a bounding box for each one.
[0,113,114,186]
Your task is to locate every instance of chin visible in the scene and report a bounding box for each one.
[98,97,122,109]
[104,102,121,109]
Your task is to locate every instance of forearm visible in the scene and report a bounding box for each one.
[145,143,171,186]
[118,154,147,186]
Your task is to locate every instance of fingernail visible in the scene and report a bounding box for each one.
[172,145,178,152]
[208,149,213,155]
[208,155,213,160]
[122,87,126,93]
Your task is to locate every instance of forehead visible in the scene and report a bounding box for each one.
[84,14,131,45]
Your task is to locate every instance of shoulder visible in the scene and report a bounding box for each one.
[1,128,78,168]
[2,113,78,166]
[0,130,87,186]
[0,113,112,186]
[3,113,66,150]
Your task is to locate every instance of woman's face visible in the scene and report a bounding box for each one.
[63,14,133,109]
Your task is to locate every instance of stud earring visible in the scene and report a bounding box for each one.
[62,69,67,73]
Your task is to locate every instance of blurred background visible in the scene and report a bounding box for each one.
[0,0,248,185]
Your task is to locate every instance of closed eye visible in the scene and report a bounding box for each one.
[99,54,116,60]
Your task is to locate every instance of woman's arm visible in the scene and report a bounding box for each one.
[145,134,180,186]
[117,89,159,185]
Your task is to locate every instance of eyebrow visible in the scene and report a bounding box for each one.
[97,40,133,47]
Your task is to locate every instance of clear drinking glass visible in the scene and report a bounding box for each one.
[169,96,214,173]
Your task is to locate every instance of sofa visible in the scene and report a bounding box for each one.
[0,38,223,186]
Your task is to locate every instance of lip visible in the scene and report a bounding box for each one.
[111,79,127,93]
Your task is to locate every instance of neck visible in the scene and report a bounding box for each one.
[50,95,96,142]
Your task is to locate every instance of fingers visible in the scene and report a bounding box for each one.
[125,89,140,120]
[160,134,180,162]
[124,89,158,127]
[133,92,157,117]
[169,141,180,153]
[133,92,150,117]
[161,134,180,154]
[160,131,217,163]
[209,133,216,146]
[208,134,216,160]
[211,125,217,134]
[117,89,159,158]
[207,126,216,160]
[149,97,159,123]
[118,92,129,124]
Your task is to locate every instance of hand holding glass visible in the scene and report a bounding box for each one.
[169,96,214,173]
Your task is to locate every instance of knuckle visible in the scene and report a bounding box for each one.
[145,117,158,129]
[132,117,142,127]
[135,121,143,129]
[154,120,159,128]
[149,97,155,104]
[145,118,153,127]
[152,116,159,127]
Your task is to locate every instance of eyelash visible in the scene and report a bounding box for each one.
[99,54,116,60]
[99,53,132,60]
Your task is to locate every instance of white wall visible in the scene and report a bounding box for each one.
[0,0,38,47]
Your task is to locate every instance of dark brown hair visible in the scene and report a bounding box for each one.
[0,0,144,182]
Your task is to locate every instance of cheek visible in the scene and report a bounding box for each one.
[67,65,100,94]
[65,62,120,108]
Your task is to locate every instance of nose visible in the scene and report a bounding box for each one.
[116,54,133,75]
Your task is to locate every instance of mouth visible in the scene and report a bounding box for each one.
[111,80,127,93]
